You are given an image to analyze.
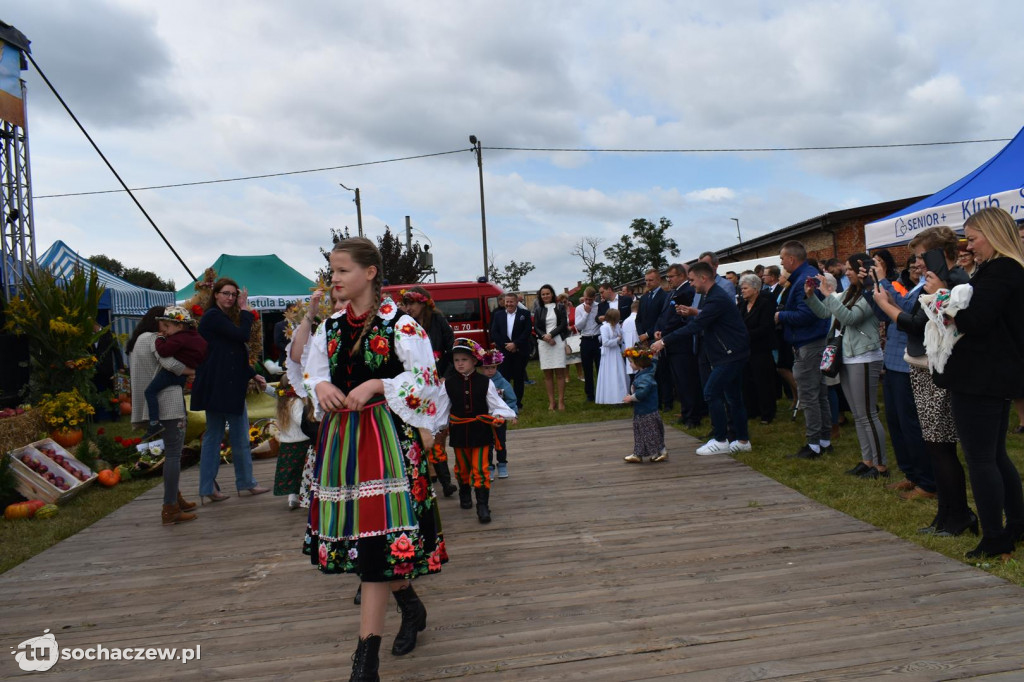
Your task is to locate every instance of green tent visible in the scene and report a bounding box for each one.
[175,254,317,312]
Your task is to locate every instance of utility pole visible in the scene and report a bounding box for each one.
[405,215,413,251]
[339,183,363,237]
[731,217,742,243]
[469,134,488,278]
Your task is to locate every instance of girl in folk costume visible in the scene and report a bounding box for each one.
[595,307,629,404]
[402,287,459,499]
[302,238,448,681]
[623,344,667,463]
[439,338,517,523]
[272,372,316,509]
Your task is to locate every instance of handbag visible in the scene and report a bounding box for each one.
[820,323,843,378]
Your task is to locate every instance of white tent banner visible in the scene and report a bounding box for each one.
[865,188,1024,250]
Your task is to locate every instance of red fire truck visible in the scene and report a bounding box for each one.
[382,281,505,349]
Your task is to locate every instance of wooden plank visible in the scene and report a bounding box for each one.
[3,419,1024,681]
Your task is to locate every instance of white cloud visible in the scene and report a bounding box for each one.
[685,187,736,202]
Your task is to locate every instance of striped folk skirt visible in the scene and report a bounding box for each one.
[302,401,446,581]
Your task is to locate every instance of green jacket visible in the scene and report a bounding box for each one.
[805,292,881,359]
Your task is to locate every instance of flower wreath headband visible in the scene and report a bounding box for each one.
[623,343,654,360]
[400,289,433,307]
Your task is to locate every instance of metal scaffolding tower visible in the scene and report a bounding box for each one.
[0,21,33,302]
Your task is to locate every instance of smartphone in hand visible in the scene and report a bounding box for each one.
[807,277,820,289]
[922,248,950,284]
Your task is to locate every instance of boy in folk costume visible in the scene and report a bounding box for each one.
[480,345,518,479]
[439,338,517,523]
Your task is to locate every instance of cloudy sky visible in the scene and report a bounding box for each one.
[4,0,1023,292]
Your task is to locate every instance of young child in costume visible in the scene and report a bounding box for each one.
[439,338,516,523]
[623,344,667,463]
[303,238,449,680]
[271,373,315,509]
[145,306,207,442]
[480,345,518,479]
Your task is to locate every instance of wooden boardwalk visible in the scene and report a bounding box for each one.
[5,420,1024,680]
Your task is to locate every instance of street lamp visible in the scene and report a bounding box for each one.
[469,134,488,278]
[339,183,364,237]
[731,217,742,243]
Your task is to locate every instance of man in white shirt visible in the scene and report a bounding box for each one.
[574,287,601,402]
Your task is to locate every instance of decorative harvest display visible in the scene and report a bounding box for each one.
[3,264,105,402]
[36,390,95,433]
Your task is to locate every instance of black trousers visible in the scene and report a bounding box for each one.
[655,350,674,409]
[744,351,777,422]
[499,352,527,407]
[666,350,699,421]
[579,336,601,401]
[951,392,1024,539]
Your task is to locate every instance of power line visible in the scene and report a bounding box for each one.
[484,138,1011,153]
[25,53,197,281]
[32,137,1010,201]
[34,149,471,199]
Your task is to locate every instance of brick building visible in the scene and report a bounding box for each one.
[710,196,926,271]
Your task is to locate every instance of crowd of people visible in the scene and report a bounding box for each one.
[118,206,1024,680]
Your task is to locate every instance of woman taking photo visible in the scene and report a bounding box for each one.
[738,274,777,424]
[533,284,569,411]
[932,207,1024,558]
[127,306,197,524]
[191,278,269,502]
[805,254,888,478]
[872,226,975,537]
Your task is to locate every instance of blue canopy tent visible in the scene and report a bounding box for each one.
[37,240,176,344]
[865,126,1024,250]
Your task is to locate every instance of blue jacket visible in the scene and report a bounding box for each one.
[662,284,750,366]
[190,308,257,415]
[777,261,830,349]
[630,365,659,416]
[490,371,519,414]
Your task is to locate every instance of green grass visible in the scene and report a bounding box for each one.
[0,419,162,575]
[513,360,1024,584]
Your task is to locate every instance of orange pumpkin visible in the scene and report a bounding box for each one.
[97,469,121,487]
[119,401,133,416]
[4,500,46,520]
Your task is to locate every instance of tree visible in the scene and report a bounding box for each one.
[487,255,536,292]
[598,217,680,284]
[570,237,605,284]
[632,217,679,271]
[376,225,427,285]
[87,254,175,291]
[317,225,428,285]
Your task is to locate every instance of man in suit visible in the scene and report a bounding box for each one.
[636,268,672,410]
[652,262,751,455]
[618,285,635,320]
[655,263,703,426]
[596,283,614,323]
[490,292,533,407]
[762,265,781,297]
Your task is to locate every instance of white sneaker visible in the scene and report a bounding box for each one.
[729,440,752,453]
[696,439,730,456]
[287,494,300,509]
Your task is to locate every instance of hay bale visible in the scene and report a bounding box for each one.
[0,410,45,455]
